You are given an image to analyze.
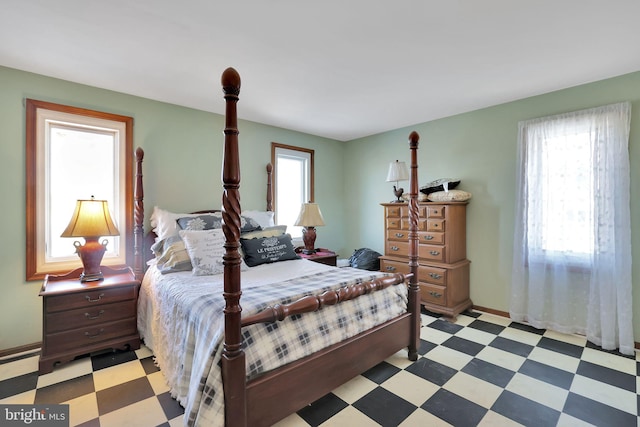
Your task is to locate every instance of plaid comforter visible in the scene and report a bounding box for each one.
[139,261,408,426]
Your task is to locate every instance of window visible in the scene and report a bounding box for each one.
[26,99,133,280]
[271,143,314,240]
[526,125,594,264]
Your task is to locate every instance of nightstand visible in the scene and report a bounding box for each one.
[38,265,140,375]
[298,249,338,266]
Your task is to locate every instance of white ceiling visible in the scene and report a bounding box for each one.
[2,1,640,141]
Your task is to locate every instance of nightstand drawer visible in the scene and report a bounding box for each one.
[44,317,137,354]
[45,286,136,313]
[45,300,137,333]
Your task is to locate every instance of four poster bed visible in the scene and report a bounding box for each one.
[132,67,422,427]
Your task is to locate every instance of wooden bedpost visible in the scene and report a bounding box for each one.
[220,67,247,427]
[407,131,420,361]
[266,163,273,211]
[133,147,145,281]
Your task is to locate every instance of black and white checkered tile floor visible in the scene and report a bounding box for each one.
[1,310,638,426]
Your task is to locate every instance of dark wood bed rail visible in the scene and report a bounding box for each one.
[241,272,412,327]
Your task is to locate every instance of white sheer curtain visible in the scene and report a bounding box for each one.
[510,102,634,355]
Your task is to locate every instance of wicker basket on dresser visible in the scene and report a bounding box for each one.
[380,202,472,320]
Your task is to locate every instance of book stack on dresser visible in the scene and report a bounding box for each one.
[380,202,471,320]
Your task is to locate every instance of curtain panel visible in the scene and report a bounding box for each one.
[510,102,634,355]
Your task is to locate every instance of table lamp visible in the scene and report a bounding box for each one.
[60,196,120,282]
[294,202,325,255]
[386,160,409,202]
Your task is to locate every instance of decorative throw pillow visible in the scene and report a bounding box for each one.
[240,225,287,239]
[150,206,216,240]
[151,235,192,274]
[177,214,223,231]
[180,229,248,276]
[240,233,300,267]
[242,210,276,229]
[420,178,461,195]
[178,212,262,233]
[427,189,472,202]
[400,192,430,202]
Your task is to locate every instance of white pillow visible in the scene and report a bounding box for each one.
[179,229,247,276]
[241,210,275,229]
[427,190,472,202]
[151,206,215,240]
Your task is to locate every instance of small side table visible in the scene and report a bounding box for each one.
[38,265,141,375]
[298,249,338,266]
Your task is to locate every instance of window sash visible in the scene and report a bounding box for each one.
[271,143,314,240]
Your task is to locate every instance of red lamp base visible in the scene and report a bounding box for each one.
[302,227,317,255]
[74,237,109,282]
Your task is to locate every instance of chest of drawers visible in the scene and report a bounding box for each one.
[38,265,140,374]
[380,202,472,320]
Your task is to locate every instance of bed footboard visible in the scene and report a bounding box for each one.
[241,272,411,327]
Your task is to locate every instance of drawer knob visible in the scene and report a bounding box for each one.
[385,266,397,272]
[424,235,434,240]
[84,328,105,339]
[429,291,442,298]
[84,310,105,320]
[429,250,440,256]
[429,273,442,279]
[391,246,399,251]
[395,233,405,238]
[85,293,105,303]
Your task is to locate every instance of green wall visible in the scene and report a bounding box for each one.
[2,65,639,350]
[345,71,640,343]
[0,66,344,350]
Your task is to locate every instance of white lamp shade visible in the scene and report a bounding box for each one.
[294,202,325,227]
[386,160,409,182]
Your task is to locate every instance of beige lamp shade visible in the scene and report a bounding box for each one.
[60,197,120,282]
[61,198,120,238]
[294,202,325,227]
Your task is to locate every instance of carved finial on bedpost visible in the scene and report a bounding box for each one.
[407,131,420,362]
[133,147,145,281]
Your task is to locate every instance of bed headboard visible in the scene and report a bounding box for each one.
[131,148,274,280]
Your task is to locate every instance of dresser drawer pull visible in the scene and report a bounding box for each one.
[429,291,442,298]
[429,250,440,256]
[385,266,397,272]
[424,235,434,240]
[395,232,405,238]
[85,293,105,303]
[84,328,105,339]
[429,273,442,279]
[84,310,105,320]
[391,246,400,251]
